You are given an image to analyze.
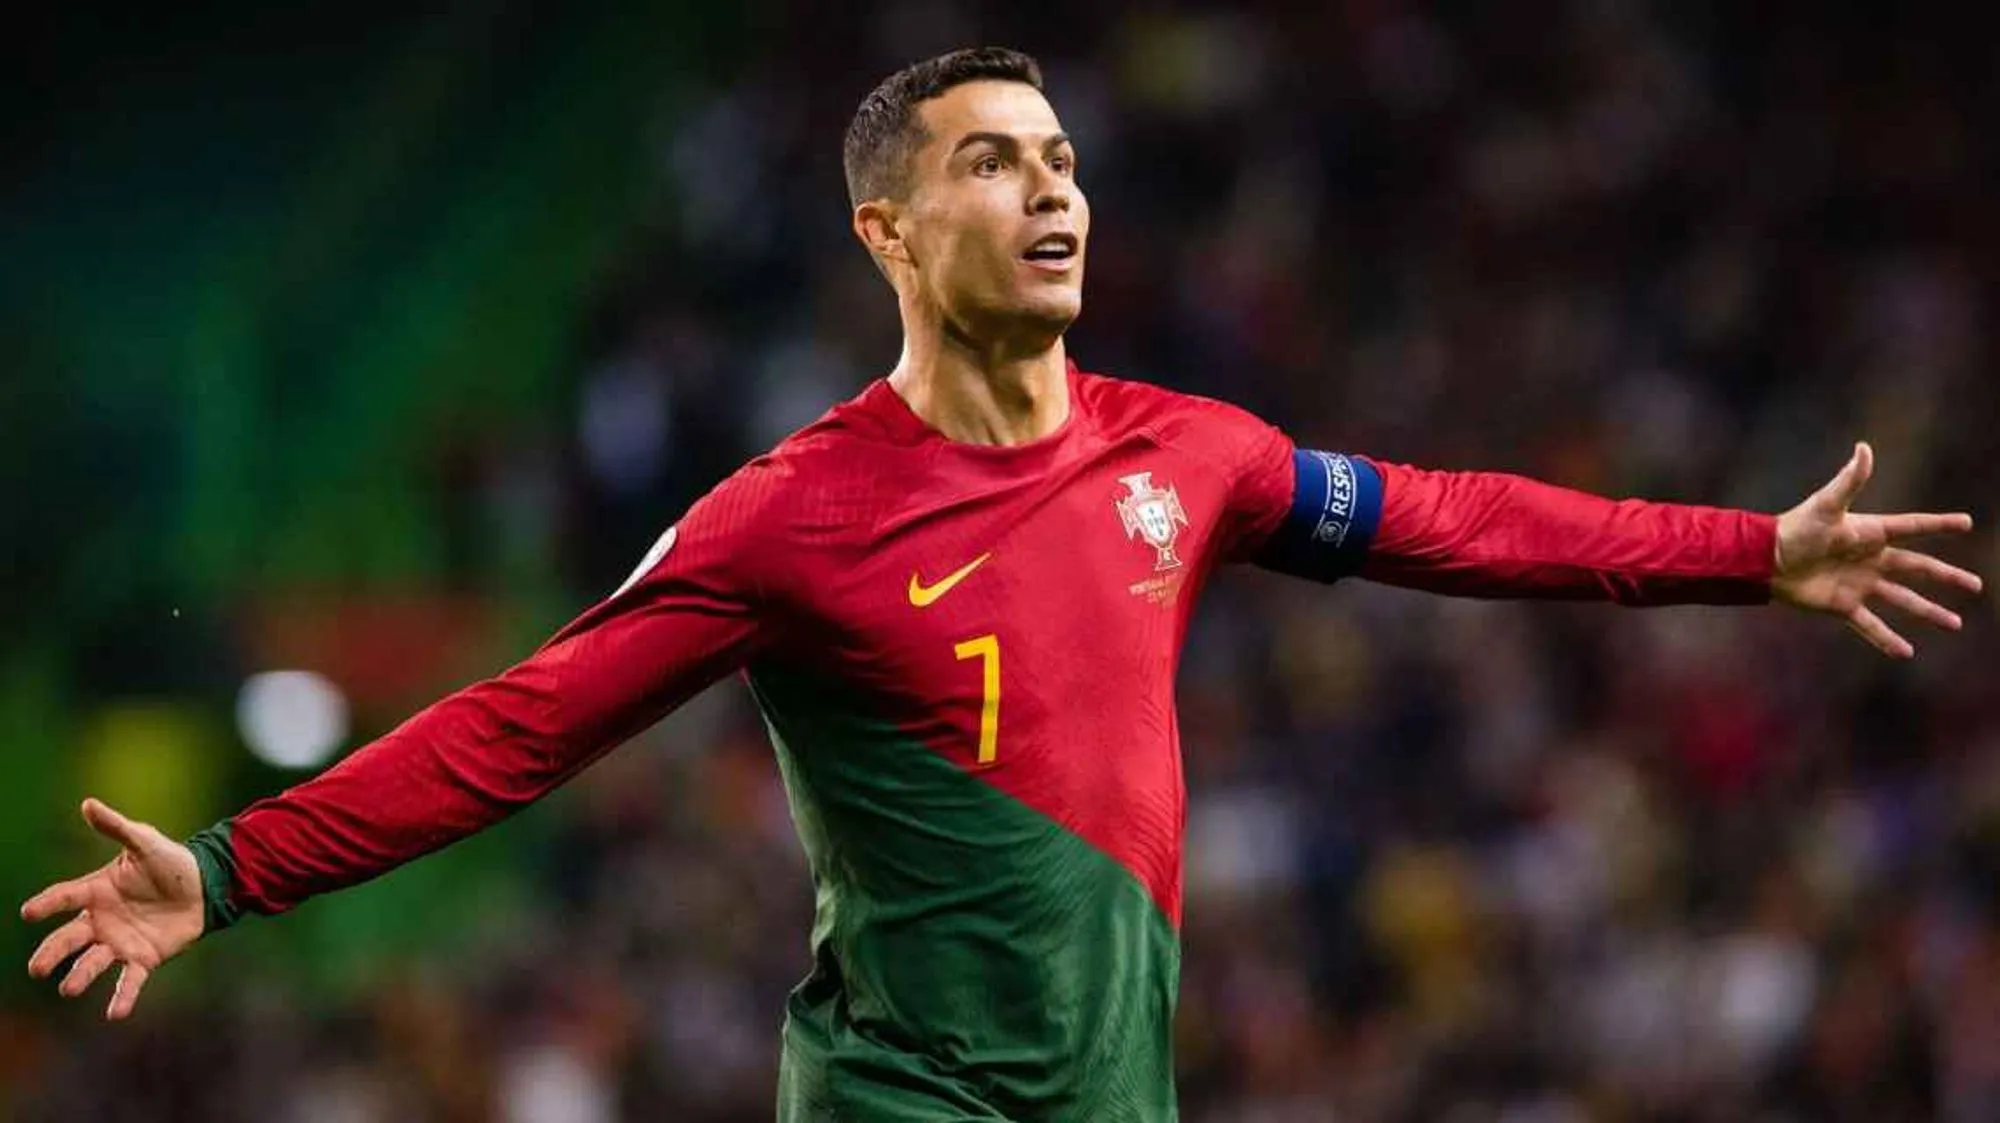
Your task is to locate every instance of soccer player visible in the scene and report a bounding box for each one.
[23,47,1983,1122]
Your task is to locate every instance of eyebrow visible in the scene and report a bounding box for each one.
[948,131,1073,157]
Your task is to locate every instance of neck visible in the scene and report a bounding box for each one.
[886,296,1071,447]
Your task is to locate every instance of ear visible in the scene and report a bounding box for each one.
[854,200,912,267]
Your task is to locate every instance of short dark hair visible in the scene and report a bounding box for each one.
[843,47,1044,209]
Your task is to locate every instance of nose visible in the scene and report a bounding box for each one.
[1027,167,1071,215]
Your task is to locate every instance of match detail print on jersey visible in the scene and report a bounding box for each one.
[908,552,992,607]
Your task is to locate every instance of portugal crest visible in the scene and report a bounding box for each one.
[1115,471,1190,571]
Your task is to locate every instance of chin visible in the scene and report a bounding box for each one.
[1029,299,1081,331]
[951,288,1082,347]
[1017,288,1082,332]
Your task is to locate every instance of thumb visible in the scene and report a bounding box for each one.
[1816,441,1873,513]
[81,798,153,854]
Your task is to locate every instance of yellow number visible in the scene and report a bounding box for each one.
[953,633,1001,764]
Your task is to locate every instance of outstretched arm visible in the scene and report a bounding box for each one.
[1244,438,1978,654]
[185,540,765,928]
[23,465,785,1019]
[1360,458,1780,606]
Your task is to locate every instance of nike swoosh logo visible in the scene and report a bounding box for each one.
[908,553,991,607]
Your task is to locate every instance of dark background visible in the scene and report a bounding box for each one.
[3,2,1996,1119]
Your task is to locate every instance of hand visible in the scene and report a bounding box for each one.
[1773,441,1983,658]
[22,799,206,1020]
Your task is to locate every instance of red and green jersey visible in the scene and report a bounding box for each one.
[188,361,1776,1121]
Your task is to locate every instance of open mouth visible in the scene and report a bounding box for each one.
[1021,232,1079,265]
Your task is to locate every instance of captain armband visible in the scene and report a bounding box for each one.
[1253,449,1384,583]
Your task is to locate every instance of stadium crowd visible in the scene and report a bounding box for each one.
[14,3,1997,1120]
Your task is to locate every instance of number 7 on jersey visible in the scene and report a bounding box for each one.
[953,634,1001,764]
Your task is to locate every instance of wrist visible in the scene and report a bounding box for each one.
[183,823,245,936]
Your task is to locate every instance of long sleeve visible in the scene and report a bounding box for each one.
[187,463,788,928]
[1359,460,1777,605]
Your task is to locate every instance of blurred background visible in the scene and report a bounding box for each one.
[4,1,1996,1120]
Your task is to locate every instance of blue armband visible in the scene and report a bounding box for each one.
[1253,449,1383,583]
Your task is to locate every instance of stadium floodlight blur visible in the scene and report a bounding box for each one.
[235,671,351,771]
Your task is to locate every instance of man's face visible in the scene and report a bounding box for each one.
[896,80,1088,341]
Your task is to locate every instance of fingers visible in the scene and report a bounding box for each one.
[28,914,96,979]
[59,944,117,999]
[1818,441,1874,512]
[107,962,151,1021]
[1883,548,1986,595]
[1847,605,1914,659]
[21,879,91,924]
[1876,512,1976,540]
[81,799,148,853]
[1874,580,1963,632]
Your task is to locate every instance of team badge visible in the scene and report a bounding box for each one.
[1115,471,1190,571]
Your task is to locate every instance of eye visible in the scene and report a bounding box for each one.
[973,153,1004,176]
[1050,152,1075,176]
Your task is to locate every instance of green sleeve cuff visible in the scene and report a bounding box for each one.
[184,822,246,935]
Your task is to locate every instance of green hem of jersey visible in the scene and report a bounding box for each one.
[184,821,245,935]
[749,664,1182,1122]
